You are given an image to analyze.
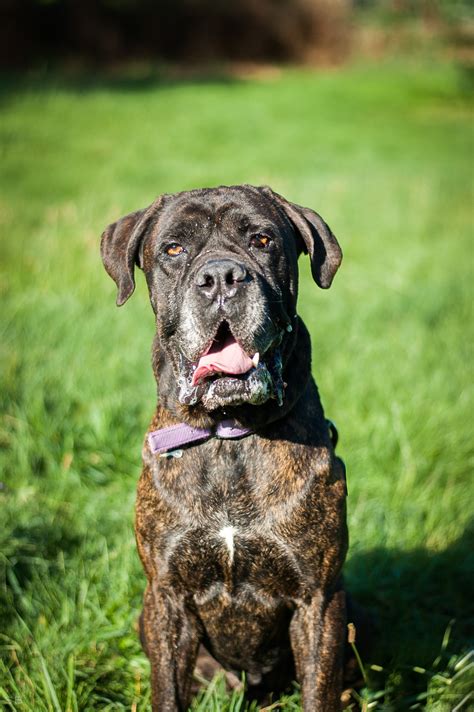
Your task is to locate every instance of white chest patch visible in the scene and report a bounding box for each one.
[218,525,236,562]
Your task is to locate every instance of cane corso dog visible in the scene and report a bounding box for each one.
[101,185,349,711]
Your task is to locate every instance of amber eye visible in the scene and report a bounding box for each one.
[249,234,271,249]
[165,243,185,256]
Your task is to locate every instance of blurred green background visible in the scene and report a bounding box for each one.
[1,2,473,710]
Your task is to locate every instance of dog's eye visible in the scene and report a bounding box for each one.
[165,243,185,256]
[249,234,271,250]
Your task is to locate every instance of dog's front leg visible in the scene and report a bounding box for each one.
[290,587,346,712]
[141,582,200,712]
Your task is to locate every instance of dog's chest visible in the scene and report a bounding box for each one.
[138,435,346,605]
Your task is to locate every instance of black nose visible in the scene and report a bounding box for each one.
[194,259,248,301]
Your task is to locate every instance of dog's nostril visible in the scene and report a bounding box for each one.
[196,272,215,289]
[225,271,235,286]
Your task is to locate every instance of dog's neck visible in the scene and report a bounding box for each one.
[151,318,314,431]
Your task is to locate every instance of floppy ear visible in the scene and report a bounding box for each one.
[100,197,162,306]
[260,186,342,288]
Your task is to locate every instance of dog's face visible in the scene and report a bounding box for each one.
[101,185,341,413]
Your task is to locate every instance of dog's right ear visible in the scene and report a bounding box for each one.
[100,198,162,306]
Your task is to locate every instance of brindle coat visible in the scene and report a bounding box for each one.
[101,185,348,711]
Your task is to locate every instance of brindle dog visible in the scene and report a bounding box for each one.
[101,185,348,711]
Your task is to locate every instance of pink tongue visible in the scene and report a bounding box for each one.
[192,334,254,386]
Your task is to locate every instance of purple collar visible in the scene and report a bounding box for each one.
[148,419,253,456]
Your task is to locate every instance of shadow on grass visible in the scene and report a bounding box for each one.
[0,517,83,621]
[346,521,474,668]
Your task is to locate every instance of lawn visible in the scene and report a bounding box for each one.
[0,58,473,710]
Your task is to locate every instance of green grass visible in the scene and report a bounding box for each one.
[0,58,473,710]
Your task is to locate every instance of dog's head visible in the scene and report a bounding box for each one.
[101,185,341,417]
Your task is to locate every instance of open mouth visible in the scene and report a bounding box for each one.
[177,321,284,410]
[191,322,259,387]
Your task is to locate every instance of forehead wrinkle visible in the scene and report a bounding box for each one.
[214,206,272,233]
[213,201,240,222]
[167,200,211,221]
[159,203,212,239]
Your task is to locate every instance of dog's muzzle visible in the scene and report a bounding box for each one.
[177,343,284,411]
[174,257,289,411]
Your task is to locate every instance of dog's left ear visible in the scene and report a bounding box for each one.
[260,186,342,288]
[100,197,162,306]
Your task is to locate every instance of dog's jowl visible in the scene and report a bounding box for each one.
[101,185,348,711]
